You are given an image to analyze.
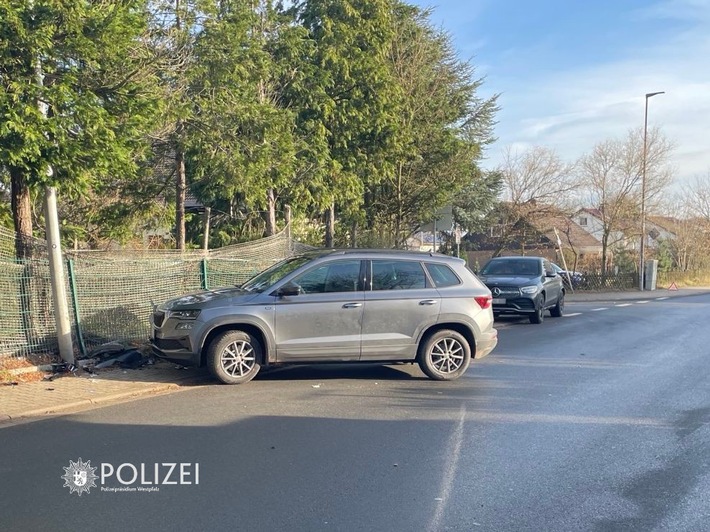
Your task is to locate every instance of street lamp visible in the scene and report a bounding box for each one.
[639,91,665,291]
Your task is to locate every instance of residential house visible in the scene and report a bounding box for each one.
[465,203,603,270]
[574,208,678,255]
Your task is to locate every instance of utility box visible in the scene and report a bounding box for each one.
[644,259,658,291]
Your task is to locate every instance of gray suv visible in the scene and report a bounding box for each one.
[151,250,498,384]
[478,256,565,324]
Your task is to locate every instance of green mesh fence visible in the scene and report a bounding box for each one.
[67,258,203,348]
[0,259,59,357]
[0,226,311,358]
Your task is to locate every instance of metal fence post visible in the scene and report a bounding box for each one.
[201,258,209,290]
[66,259,87,358]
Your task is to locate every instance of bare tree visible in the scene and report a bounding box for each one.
[578,127,673,275]
[501,145,578,206]
[683,171,710,221]
[489,146,577,255]
[667,173,710,270]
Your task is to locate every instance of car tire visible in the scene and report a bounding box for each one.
[550,291,564,318]
[529,296,545,324]
[207,330,261,384]
[417,329,471,381]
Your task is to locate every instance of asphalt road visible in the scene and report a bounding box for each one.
[1,294,709,531]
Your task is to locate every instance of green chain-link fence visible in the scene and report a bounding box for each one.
[0,226,307,358]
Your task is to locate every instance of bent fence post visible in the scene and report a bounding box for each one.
[201,258,209,290]
[66,259,87,358]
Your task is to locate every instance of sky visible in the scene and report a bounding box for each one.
[410,0,710,188]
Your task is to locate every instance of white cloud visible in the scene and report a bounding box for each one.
[484,0,710,186]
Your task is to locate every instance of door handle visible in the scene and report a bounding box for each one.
[342,302,363,308]
[419,299,438,306]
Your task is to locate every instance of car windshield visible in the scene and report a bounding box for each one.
[240,256,311,293]
[480,259,541,276]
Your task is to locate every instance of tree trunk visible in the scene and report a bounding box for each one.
[350,220,358,248]
[175,149,186,250]
[265,188,277,236]
[10,167,33,259]
[324,203,335,248]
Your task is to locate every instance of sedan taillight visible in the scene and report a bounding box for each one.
[475,295,492,309]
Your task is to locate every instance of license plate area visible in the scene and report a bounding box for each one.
[492,298,505,305]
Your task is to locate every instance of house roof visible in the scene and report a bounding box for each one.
[579,207,603,219]
[647,215,679,235]
[465,202,602,252]
[527,209,602,250]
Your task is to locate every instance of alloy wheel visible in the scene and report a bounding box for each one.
[220,340,256,377]
[429,337,466,374]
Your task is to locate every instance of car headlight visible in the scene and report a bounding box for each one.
[520,285,539,294]
[168,309,201,320]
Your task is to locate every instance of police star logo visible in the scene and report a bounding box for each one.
[62,458,98,496]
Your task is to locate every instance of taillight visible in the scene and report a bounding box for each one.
[475,295,492,309]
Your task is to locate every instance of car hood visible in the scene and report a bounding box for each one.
[478,275,540,287]
[160,287,258,310]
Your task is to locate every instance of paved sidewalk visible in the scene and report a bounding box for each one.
[2,287,708,425]
[566,286,710,303]
[0,361,208,425]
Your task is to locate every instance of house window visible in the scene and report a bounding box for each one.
[579,217,588,226]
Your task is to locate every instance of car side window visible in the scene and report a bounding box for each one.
[425,263,461,287]
[372,260,426,290]
[293,260,361,293]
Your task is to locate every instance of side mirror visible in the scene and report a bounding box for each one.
[275,283,301,297]
[545,270,556,278]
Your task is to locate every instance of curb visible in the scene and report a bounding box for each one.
[1,381,191,425]
[566,288,710,303]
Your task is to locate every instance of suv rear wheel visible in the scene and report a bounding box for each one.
[417,330,471,381]
[207,330,262,384]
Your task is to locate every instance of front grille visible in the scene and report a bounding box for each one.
[153,310,166,328]
[490,286,520,297]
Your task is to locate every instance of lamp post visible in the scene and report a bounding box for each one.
[639,91,665,291]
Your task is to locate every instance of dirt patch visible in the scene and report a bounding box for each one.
[0,356,56,384]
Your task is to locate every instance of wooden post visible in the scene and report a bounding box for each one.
[284,205,292,240]
[202,206,211,252]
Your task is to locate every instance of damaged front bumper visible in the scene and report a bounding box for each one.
[150,334,201,366]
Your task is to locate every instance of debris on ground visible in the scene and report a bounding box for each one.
[43,363,79,381]
[75,342,155,372]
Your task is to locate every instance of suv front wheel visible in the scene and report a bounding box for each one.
[550,291,564,318]
[529,296,545,324]
[417,330,471,381]
[207,330,262,384]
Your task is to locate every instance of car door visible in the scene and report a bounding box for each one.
[273,259,364,361]
[361,259,441,360]
[542,259,561,304]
